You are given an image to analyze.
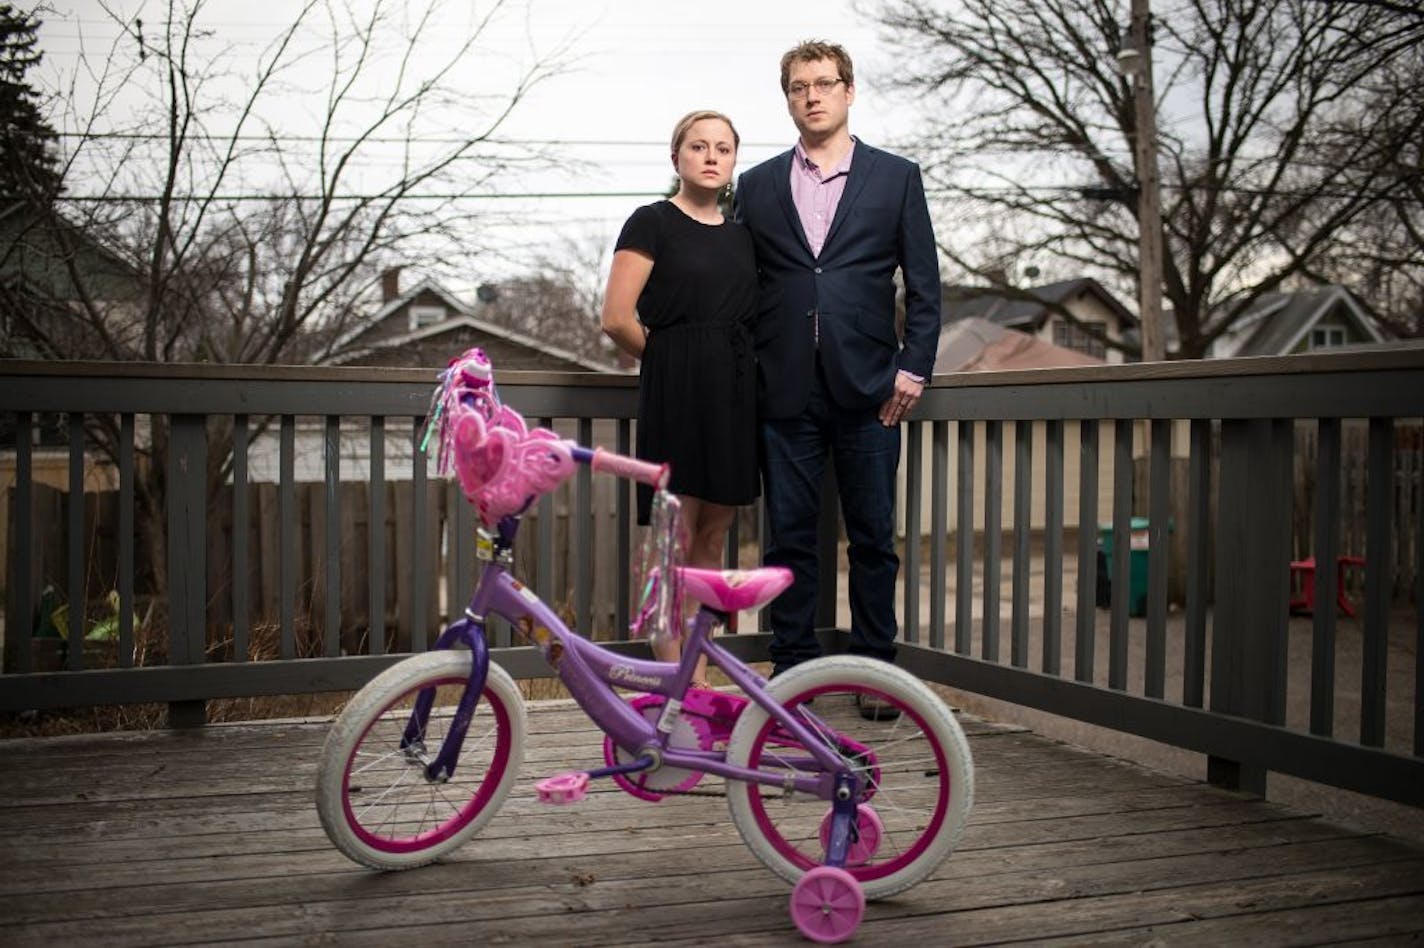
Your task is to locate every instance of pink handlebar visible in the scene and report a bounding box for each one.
[591,448,670,489]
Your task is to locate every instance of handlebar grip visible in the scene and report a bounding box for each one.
[591,448,669,489]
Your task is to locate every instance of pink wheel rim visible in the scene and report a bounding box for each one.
[744,685,951,883]
[341,674,514,854]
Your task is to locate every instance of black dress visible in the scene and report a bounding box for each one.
[614,200,758,523]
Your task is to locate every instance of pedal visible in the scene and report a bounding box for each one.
[535,772,589,805]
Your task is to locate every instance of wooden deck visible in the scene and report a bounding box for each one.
[1,700,1422,947]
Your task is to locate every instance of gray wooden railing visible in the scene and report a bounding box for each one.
[1,349,1420,807]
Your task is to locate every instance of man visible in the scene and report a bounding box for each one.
[734,40,940,712]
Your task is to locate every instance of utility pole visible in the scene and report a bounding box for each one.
[1124,0,1166,362]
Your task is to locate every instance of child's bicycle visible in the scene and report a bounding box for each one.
[315,348,974,944]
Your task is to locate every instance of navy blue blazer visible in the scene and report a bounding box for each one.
[734,140,941,419]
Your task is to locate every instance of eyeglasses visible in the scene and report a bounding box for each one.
[786,78,844,99]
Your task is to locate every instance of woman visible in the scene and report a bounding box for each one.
[601,110,758,679]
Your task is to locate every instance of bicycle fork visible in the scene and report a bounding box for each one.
[823,772,862,868]
[401,612,491,782]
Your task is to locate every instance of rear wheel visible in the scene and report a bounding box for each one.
[316,651,525,870]
[725,657,974,900]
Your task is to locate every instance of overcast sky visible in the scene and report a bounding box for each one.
[36,1,920,282]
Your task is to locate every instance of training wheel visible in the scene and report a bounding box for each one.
[818,804,884,867]
[790,866,865,944]
[535,772,589,805]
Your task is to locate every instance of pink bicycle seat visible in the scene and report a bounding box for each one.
[679,567,794,612]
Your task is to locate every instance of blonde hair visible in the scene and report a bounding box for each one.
[779,40,854,93]
[669,110,741,156]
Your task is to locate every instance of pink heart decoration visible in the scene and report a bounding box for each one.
[436,348,578,524]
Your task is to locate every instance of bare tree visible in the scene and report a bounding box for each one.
[5,0,568,600]
[1299,37,1423,336]
[479,232,619,368]
[867,0,1422,357]
[24,0,567,364]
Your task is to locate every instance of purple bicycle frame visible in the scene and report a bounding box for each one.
[439,559,856,801]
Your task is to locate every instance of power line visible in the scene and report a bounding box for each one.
[51,182,1408,203]
[49,132,624,145]
[56,190,666,203]
[49,131,791,150]
[48,131,1382,174]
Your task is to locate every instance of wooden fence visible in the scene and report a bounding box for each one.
[9,473,628,670]
[11,419,1420,672]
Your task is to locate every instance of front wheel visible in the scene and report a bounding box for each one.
[316,650,526,870]
[725,657,974,900]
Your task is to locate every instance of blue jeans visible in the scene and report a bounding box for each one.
[760,371,901,672]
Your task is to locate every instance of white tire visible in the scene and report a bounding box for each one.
[316,651,526,870]
[725,656,974,899]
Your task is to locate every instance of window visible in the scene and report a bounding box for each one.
[1309,325,1346,350]
[1053,319,1107,358]
[409,304,446,330]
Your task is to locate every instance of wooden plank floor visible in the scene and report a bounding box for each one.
[1,699,1422,947]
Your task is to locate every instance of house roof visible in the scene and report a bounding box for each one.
[0,202,144,299]
[332,276,614,372]
[941,278,1137,331]
[369,277,471,327]
[331,277,471,353]
[1227,285,1386,357]
[936,316,1104,372]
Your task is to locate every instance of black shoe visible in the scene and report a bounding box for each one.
[856,692,901,721]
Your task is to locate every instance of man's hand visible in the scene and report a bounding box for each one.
[879,371,925,426]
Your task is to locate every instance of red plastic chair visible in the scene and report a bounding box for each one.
[1289,555,1365,617]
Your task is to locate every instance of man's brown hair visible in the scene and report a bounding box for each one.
[779,40,854,94]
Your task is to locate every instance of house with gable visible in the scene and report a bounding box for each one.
[332,268,613,373]
[250,267,620,483]
[0,203,146,362]
[910,279,1124,544]
[940,277,1138,364]
[1207,285,1389,358]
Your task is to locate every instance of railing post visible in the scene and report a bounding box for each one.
[1360,417,1394,746]
[1208,417,1293,794]
[1075,419,1100,681]
[956,420,976,655]
[280,415,296,660]
[166,413,208,728]
[67,414,85,671]
[6,413,34,675]
[369,416,386,655]
[1183,419,1213,707]
[903,422,923,645]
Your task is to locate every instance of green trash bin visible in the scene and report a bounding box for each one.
[1098,518,1150,616]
